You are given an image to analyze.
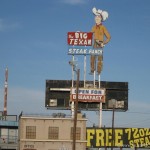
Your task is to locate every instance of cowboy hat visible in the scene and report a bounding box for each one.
[92,7,109,21]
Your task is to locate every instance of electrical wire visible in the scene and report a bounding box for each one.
[87,111,150,127]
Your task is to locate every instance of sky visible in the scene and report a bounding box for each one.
[0,0,150,128]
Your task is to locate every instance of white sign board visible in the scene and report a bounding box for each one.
[70,88,105,103]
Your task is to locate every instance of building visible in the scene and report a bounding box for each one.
[0,114,18,150]
[18,113,87,150]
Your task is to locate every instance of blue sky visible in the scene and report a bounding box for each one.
[0,0,150,127]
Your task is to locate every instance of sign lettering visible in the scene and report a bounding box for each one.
[68,32,93,46]
[68,47,103,55]
[86,128,150,148]
[70,88,105,103]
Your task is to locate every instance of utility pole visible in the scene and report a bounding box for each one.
[3,67,8,116]
[111,105,115,150]
[72,69,80,150]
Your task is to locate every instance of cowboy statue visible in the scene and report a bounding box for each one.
[90,7,111,75]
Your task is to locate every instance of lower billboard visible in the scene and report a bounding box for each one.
[45,80,128,111]
[86,128,150,148]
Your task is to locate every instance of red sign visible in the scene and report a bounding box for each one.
[68,32,93,46]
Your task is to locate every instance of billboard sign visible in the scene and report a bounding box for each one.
[67,32,93,46]
[67,31,103,55]
[86,128,150,148]
[68,47,103,55]
[45,80,128,111]
[70,88,105,103]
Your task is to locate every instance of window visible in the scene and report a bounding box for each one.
[48,127,59,139]
[26,126,36,139]
[71,127,81,140]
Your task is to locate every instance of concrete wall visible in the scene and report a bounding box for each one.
[19,115,87,150]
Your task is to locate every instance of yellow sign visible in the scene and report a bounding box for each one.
[86,128,150,148]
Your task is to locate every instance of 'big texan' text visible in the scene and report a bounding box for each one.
[68,32,93,46]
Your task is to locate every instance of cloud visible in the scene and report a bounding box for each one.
[0,18,21,32]
[0,86,66,116]
[129,100,150,111]
[0,19,5,31]
[0,87,46,115]
[86,99,150,128]
[1,87,150,128]
[61,0,86,5]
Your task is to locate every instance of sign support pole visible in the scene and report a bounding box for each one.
[73,69,80,150]
[84,55,86,88]
[71,55,75,118]
[99,74,102,128]
[72,55,75,87]
[94,71,96,88]
[93,56,96,88]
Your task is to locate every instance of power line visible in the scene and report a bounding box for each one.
[126,111,150,114]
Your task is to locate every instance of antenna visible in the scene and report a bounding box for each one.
[3,67,8,116]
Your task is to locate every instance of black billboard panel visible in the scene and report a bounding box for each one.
[45,80,128,111]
